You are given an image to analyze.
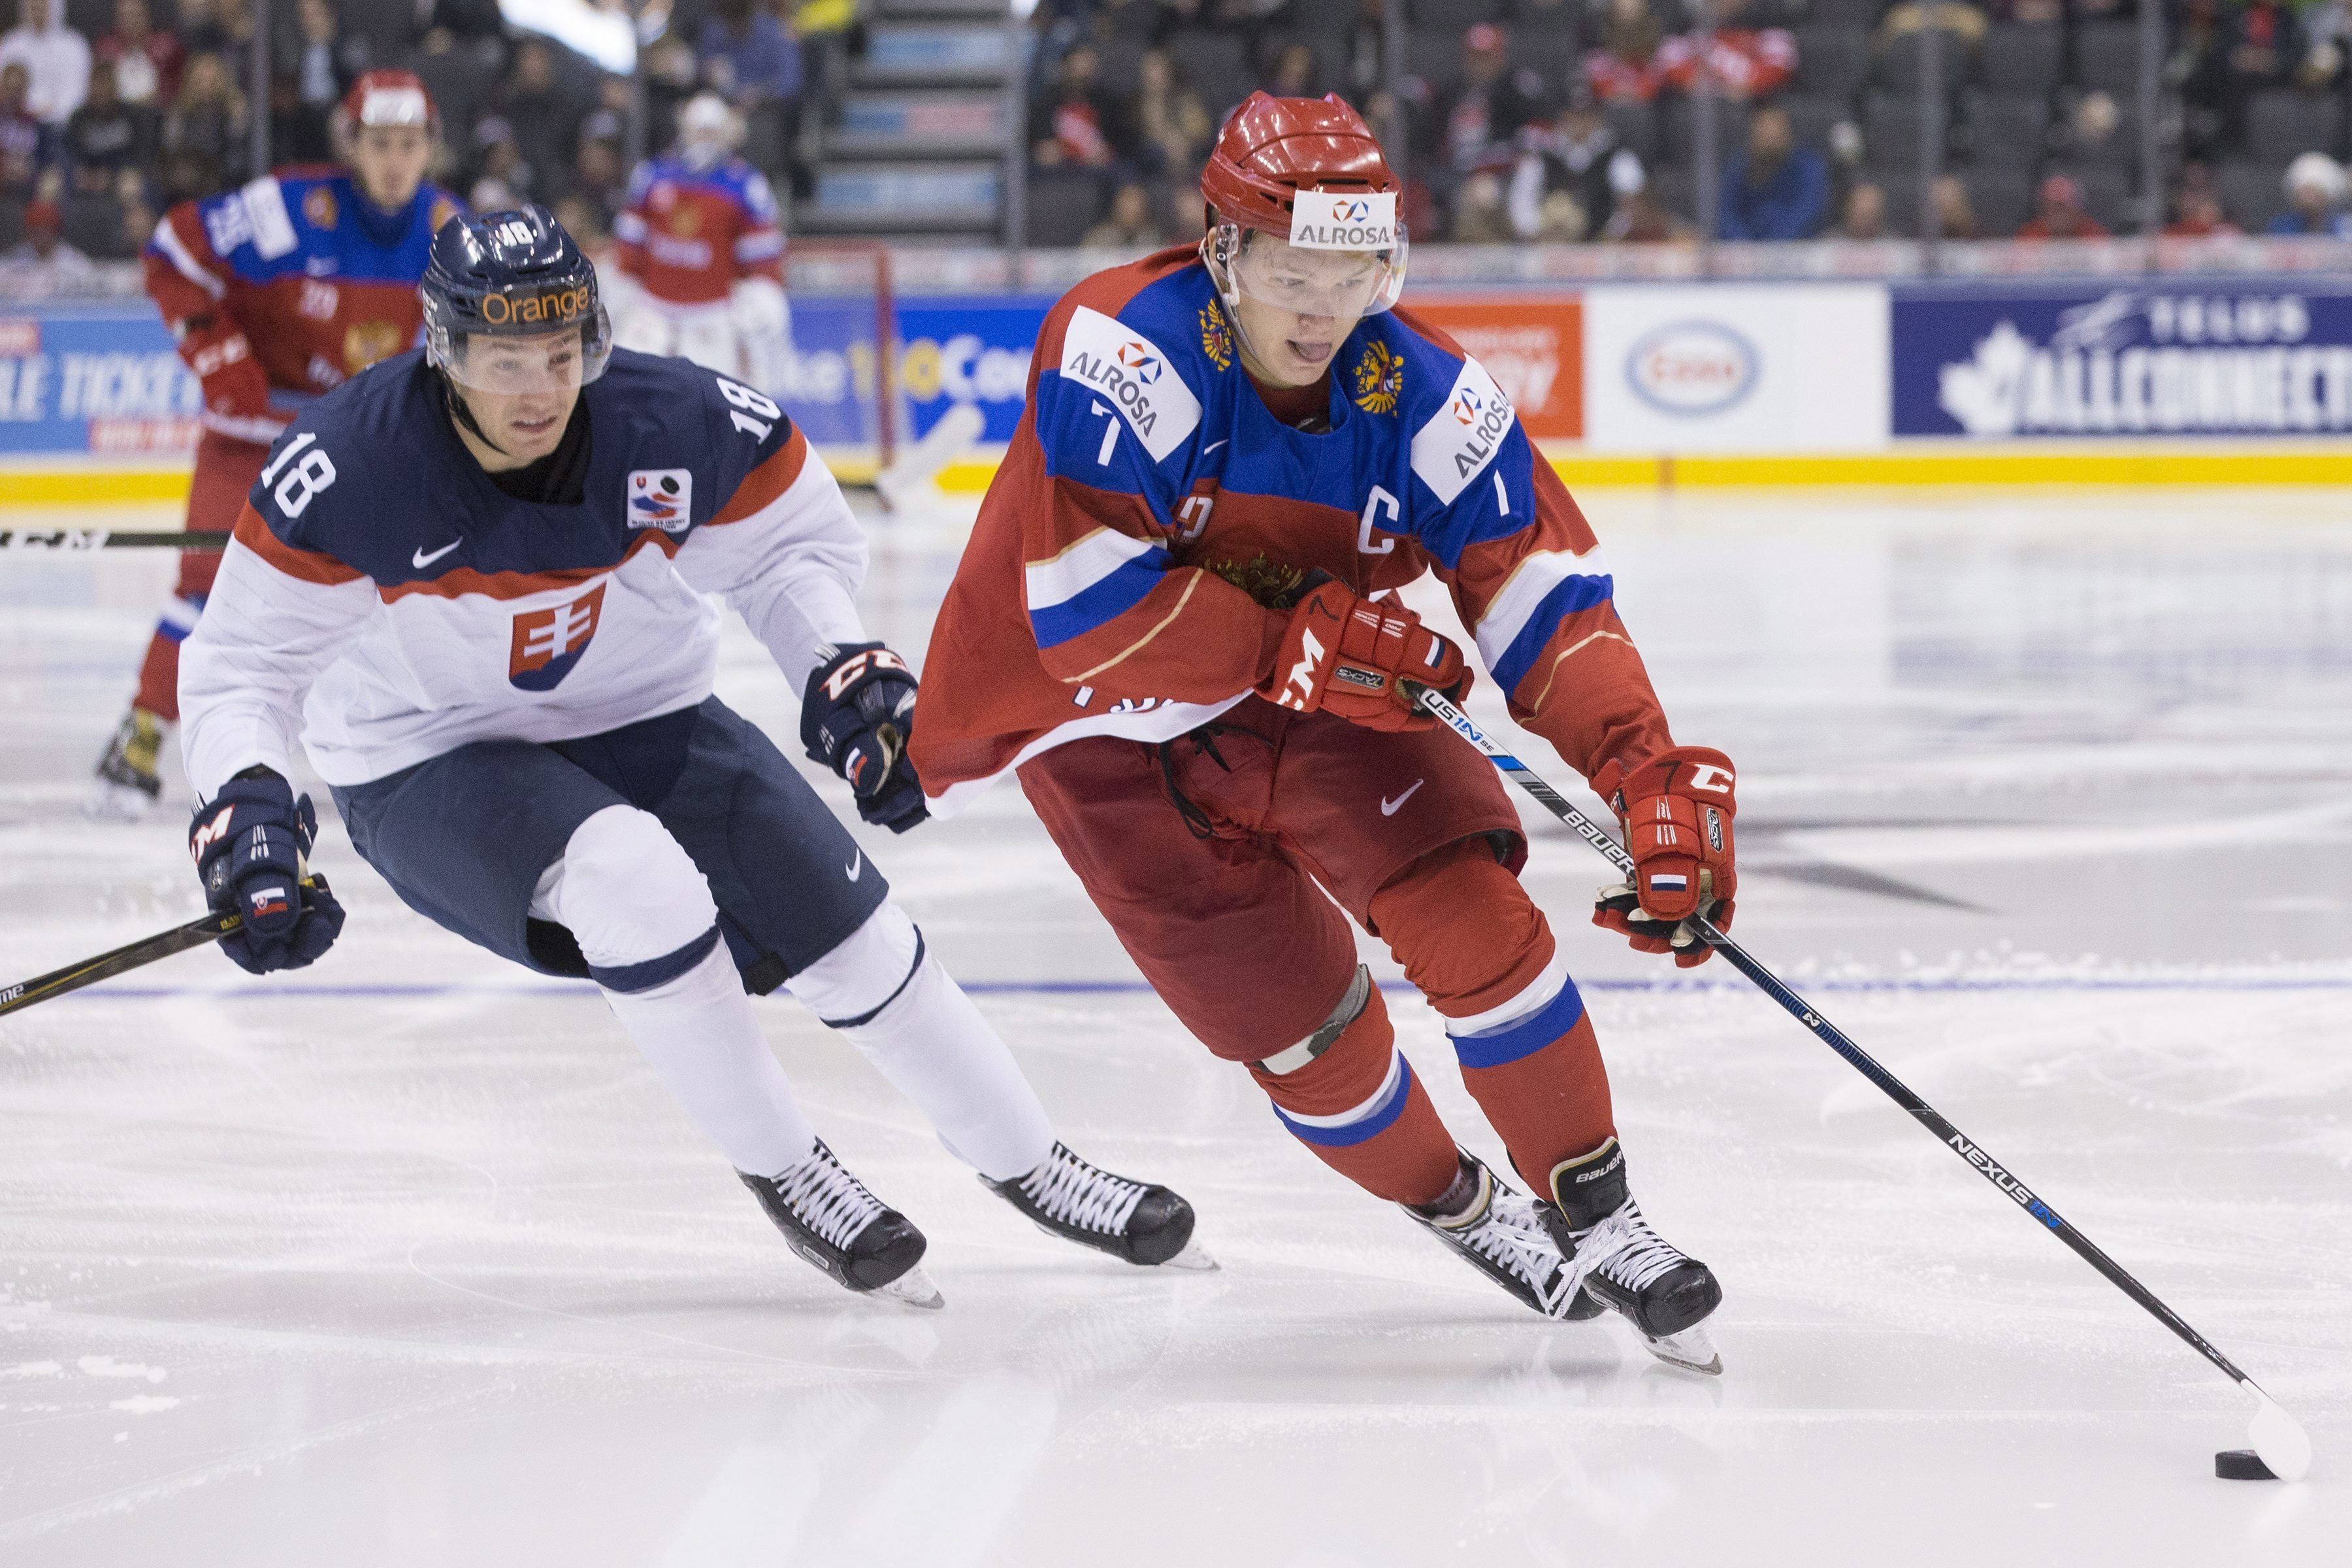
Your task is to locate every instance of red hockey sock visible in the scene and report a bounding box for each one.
[132,593,205,722]
[1247,981,1460,1207]
[1371,839,1617,1195]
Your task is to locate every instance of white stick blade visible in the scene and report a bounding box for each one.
[2249,1391,2313,1482]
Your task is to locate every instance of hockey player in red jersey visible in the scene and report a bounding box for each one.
[95,70,460,813]
[608,93,789,393]
[913,93,1738,1370]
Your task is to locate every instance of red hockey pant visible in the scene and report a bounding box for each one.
[134,431,267,721]
[1018,698,1616,1207]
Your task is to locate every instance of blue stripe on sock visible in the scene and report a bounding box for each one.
[588,924,721,994]
[1449,977,1588,1069]
[1272,1056,1416,1148]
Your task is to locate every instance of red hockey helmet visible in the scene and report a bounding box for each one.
[1199,91,1407,321]
[335,70,440,144]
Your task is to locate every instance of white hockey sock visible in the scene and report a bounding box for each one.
[787,906,1055,1183]
[603,941,817,1179]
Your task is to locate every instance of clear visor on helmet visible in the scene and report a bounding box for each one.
[427,297,613,396]
[1215,217,1407,322]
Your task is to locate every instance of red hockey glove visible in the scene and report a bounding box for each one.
[176,314,284,444]
[1590,745,1737,968]
[1262,578,1470,732]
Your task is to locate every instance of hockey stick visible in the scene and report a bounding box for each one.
[1406,682,2313,1480]
[0,876,332,1020]
[0,529,227,551]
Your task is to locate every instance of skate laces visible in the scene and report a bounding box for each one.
[1462,1190,1573,1307]
[766,1142,885,1252]
[1575,1199,1688,1293]
[1017,1144,1145,1236]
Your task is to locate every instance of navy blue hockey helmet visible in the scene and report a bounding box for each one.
[421,204,612,394]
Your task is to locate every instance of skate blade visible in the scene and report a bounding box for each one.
[1154,1240,1220,1271]
[84,781,158,821]
[871,1264,945,1311]
[1637,1322,1722,1376]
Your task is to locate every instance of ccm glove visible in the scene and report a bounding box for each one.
[1590,745,1737,968]
[1261,577,1471,732]
[802,642,929,833]
[188,768,346,974]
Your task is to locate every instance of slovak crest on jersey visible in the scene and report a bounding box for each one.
[1058,306,1201,462]
[1412,355,1516,506]
[508,583,608,691]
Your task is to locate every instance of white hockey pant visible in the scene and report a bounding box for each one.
[534,806,1053,1183]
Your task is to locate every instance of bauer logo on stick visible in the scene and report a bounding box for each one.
[1289,189,1397,250]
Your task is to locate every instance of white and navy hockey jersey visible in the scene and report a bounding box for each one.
[178,348,866,800]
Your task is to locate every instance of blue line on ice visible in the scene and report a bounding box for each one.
[33,975,2352,1003]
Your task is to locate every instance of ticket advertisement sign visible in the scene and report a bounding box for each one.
[1891,285,2352,438]
[1580,284,1891,452]
[893,295,1052,444]
[1405,296,1584,440]
[0,305,200,457]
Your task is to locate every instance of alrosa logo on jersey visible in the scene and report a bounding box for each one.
[508,583,609,691]
[627,468,694,531]
[1058,306,1201,463]
[1411,355,1516,506]
[1114,340,1162,384]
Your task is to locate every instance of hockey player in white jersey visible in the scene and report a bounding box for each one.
[177,206,1201,1306]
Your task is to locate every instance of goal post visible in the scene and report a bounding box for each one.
[775,240,899,487]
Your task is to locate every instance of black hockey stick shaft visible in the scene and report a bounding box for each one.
[0,876,331,1019]
[0,529,227,551]
[1407,683,2270,1398]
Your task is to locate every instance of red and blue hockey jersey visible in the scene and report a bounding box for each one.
[913,247,1675,813]
[144,167,461,443]
[613,155,785,306]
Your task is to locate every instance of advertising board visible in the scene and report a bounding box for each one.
[1891,285,2352,438]
[1581,284,1889,452]
[1405,296,1584,440]
[0,305,199,457]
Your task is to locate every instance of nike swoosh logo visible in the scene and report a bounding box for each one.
[1200,439,1228,456]
[845,851,862,881]
[1380,780,1424,816]
[412,539,461,569]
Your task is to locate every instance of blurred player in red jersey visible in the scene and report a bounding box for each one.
[913,93,1739,1371]
[608,93,789,393]
[94,70,459,813]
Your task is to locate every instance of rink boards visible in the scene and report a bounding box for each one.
[7,276,2352,508]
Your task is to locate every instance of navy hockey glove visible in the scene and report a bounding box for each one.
[188,768,346,974]
[802,642,930,833]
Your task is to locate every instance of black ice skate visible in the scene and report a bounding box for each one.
[90,706,165,818]
[1405,1152,1583,1319]
[985,1141,1215,1269]
[740,1139,942,1309]
[1542,1136,1723,1374]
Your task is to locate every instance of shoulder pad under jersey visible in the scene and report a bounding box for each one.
[1385,311,1522,509]
[1039,259,1219,470]
[600,348,799,522]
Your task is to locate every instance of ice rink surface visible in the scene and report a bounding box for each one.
[2,487,2348,1567]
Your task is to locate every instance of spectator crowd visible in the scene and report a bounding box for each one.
[3,0,2351,287]
[1023,0,2352,246]
[0,0,843,287]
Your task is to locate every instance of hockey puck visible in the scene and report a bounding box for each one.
[2215,1448,2279,1480]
